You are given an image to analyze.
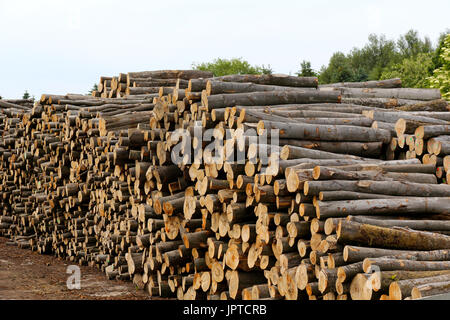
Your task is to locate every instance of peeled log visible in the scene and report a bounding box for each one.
[338,220,450,251]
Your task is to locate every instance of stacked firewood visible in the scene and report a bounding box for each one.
[1,71,450,300]
[94,70,213,98]
[365,102,450,184]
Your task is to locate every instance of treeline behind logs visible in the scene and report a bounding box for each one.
[1,71,450,300]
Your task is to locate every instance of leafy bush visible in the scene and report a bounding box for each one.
[428,34,450,100]
[192,58,272,77]
[380,53,434,88]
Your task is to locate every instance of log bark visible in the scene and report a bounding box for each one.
[320,78,402,89]
[315,197,449,219]
[202,90,340,110]
[213,74,318,87]
[258,120,391,143]
[304,180,450,197]
[338,220,450,251]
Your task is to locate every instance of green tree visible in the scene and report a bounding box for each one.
[192,58,271,77]
[428,34,450,100]
[89,83,98,94]
[23,90,30,99]
[318,52,354,84]
[432,30,450,70]
[259,64,273,75]
[380,52,434,88]
[397,29,433,58]
[296,60,317,77]
[318,30,437,84]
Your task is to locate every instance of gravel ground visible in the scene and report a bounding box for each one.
[0,237,149,300]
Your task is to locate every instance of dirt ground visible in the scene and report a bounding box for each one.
[0,237,149,300]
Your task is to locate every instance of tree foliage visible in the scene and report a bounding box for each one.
[296,60,317,77]
[89,83,98,94]
[428,34,450,100]
[192,58,272,77]
[318,29,437,85]
[318,52,354,84]
[22,90,30,99]
[380,53,434,88]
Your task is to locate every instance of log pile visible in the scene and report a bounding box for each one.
[1,72,450,300]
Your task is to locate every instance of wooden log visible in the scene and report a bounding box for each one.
[389,274,450,300]
[338,87,441,101]
[127,70,213,80]
[348,216,450,232]
[363,258,450,273]
[228,270,266,299]
[206,80,318,95]
[415,125,450,139]
[344,245,450,263]
[213,74,318,87]
[370,270,450,293]
[395,99,449,112]
[338,220,450,251]
[257,120,391,143]
[315,197,450,219]
[320,78,402,89]
[278,140,382,158]
[202,90,340,110]
[319,191,398,201]
[313,166,437,184]
[304,180,450,197]
[411,280,450,299]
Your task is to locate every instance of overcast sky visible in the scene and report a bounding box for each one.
[0,0,449,98]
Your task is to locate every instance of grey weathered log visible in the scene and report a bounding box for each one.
[337,87,441,101]
[257,120,391,143]
[278,140,382,157]
[348,216,450,232]
[315,197,450,219]
[206,80,317,95]
[213,74,318,87]
[319,78,402,89]
[304,179,450,197]
[338,220,450,251]
[202,90,340,110]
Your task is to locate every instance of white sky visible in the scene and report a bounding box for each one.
[0,0,449,98]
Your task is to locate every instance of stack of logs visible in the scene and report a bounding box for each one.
[1,70,450,301]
